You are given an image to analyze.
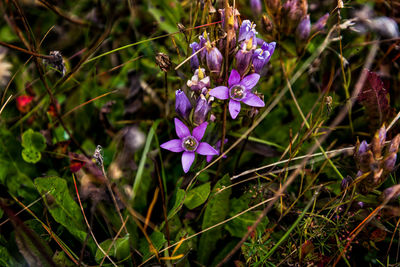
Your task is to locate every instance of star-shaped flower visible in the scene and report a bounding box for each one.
[208,69,265,119]
[160,118,218,173]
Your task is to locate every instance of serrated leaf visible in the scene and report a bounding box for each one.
[198,174,231,264]
[34,177,88,246]
[184,182,210,210]
[22,148,41,163]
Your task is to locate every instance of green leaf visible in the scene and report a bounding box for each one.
[53,251,75,267]
[167,188,185,219]
[184,182,211,210]
[198,174,231,264]
[21,129,46,152]
[139,231,166,260]
[95,234,131,263]
[21,148,41,163]
[34,177,88,246]
[225,197,269,238]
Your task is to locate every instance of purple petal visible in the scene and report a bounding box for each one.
[160,139,184,152]
[229,99,241,119]
[242,93,265,107]
[228,69,241,87]
[193,121,208,141]
[206,155,214,163]
[174,118,190,139]
[196,142,219,155]
[209,86,229,100]
[239,73,260,90]
[182,151,195,173]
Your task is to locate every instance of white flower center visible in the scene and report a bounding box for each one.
[182,136,198,152]
[230,85,246,100]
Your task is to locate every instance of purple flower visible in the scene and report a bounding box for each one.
[238,20,257,42]
[252,49,270,73]
[236,30,257,76]
[199,32,207,60]
[193,94,212,125]
[160,118,218,173]
[187,67,210,91]
[175,89,192,120]
[358,140,368,155]
[209,69,265,119]
[189,42,200,70]
[296,15,311,40]
[206,139,228,162]
[312,13,329,32]
[250,0,262,15]
[261,41,276,56]
[206,42,223,75]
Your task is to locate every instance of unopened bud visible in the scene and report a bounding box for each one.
[175,89,192,120]
[206,46,223,75]
[250,0,262,15]
[312,13,329,32]
[296,15,311,40]
[189,42,200,70]
[193,94,211,125]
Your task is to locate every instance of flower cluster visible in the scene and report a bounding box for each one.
[264,0,329,44]
[354,125,400,194]
[161,8,276,173]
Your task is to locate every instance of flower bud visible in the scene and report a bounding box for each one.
[175,89,192,120]
[372,125,386,158]
[189,42,200,70]
[381,184,400,202]
[250,0,262,15]
[358,140,369,155]
[206,44,223,75]
[296,15,311,40]
[341,175,353,191]
[193,94,211,125]
[312,13,329,32]
[199,32,208,61]
[389,134,400,153]
[369,17,399,38]
[283,0,304,23]
[384,153,397,173]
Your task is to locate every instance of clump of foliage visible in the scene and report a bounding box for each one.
[0,0,400,266]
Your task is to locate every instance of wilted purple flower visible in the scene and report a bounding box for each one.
[296,15,311,40]
[160,118,218,173]
[206,42,223,75]
[209,69,264,119]
[219,7,240,30]
[312,13,329,32]
[175,89,192,120]
[193,94,212,125]
[187,67,210,91]
[283,0,304,22]
[189,42,200,70]
[250,0,262,15]
[206,139,228,162]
